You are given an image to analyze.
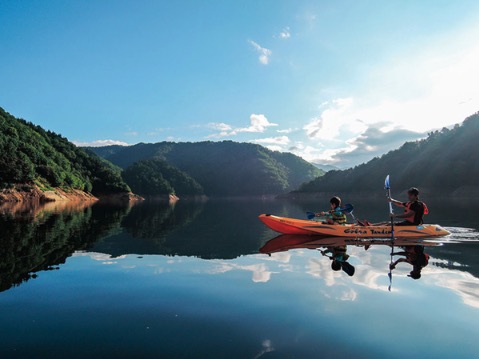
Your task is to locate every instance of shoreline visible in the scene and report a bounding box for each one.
[0,184,144,204]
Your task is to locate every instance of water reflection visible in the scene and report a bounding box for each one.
[1,198,479,294]
[93,199,271,259]
[0,201,130,292]
[320,246,356,276]
[0,199,271,292]
[260,235,438,282]
[258,234,479,308]
[122,200,204,240]
[0,198,94,219]
[1,199,479,358]
[390,245,429,280]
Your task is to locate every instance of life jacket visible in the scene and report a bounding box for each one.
[414,253,430,268]
[422,253,430,267]
[332,246,349,261]
[404,201,428,224]
[329,209,347,224]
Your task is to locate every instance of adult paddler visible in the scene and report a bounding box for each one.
[388,187,428,226]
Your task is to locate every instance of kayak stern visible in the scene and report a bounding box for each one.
[258,214,314,235]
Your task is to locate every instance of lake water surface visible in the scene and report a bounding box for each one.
[1,198,479,359]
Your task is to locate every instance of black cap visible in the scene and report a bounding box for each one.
[408,187,419,196]
[408,271,421,280]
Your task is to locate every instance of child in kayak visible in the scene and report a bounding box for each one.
[389,245,429,279]
[316,196,347,225]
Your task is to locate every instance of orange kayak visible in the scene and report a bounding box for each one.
[258,214,450,238]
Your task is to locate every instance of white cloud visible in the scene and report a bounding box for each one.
[207,114,277,138]
[297,121,426,166]
[340,288,358,301]
[207,122,232,131]
[277,128,294,134]
[287,22,479,167]
[297,65,477,167]
[324,126,426,166]
[248,40,272,65]
[73,139,129,147]
[277,27,291,39]
[349,24,479,133]
[303,97,365,141]
[238,114,277,133]
[206,122,233,137]
[288,141,327,162]
[73,251,127,262]
[264,145,284,152]
[251,135,290,146]
[208,262,274,283]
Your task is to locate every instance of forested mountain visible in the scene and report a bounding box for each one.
[88,141,324,196]
[0,107,130,195]
[122,158,204,196]
[296,112,479,194]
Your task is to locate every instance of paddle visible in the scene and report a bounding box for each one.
[385,175,395,291]
[340,261,355,277]
[306,203,354,220]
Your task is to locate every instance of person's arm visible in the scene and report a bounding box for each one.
[316,210,332,217]
[388,198,406,207]
[320,248,333,257]
[391,209,415,219]
[390,258,408,269]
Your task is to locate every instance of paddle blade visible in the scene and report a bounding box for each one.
[385,175,390,190]
[388,272,393,292]
[340,203,354,214]
[306,212,316,220]
[341,262,355,277]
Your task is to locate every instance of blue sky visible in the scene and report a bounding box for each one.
[1,0,479,168]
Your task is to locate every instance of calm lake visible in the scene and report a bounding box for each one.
[1,197,479,359]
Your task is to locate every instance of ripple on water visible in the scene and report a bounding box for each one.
[443,227,479,241]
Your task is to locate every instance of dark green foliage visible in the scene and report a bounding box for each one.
[0,204,130,292]
[123,158,203,196]
[297,112,479,194]
[89,141,324,196]
[0,107,130,195]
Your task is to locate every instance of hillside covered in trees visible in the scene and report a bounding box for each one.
[296,112,479,195]
[0,107,130,196]
[122,158,204,196]
[89,141,324,196]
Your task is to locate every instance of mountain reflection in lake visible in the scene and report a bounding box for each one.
[1,198,479,359]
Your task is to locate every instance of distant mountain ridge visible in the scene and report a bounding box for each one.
[122,158,204,196]
[294,112,479,196]
[88,141,324,196]
[313,163,341,172]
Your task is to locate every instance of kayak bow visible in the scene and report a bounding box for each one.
[258,214,450,238]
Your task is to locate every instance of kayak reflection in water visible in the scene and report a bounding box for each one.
[389,245,429,279]
[320,245,355,276]
[316,196,347,225]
